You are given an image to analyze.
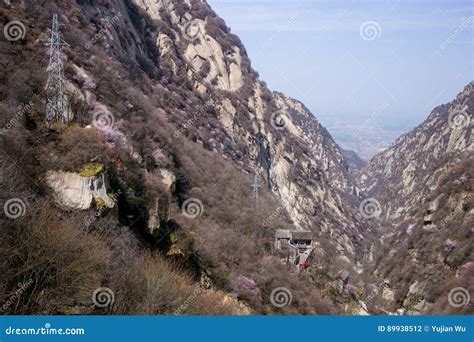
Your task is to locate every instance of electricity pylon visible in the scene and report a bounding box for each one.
[251,171,261,215]
[45,13,70,126]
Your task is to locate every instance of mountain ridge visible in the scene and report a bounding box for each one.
[0,0,471,315]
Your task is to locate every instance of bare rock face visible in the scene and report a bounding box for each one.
[124,0,367,262]
[134,0,244,92]
[147,198,161,237]
[159,168,177,193]
[358,83,473,220]
[183,23,243,92]
[147,169,175,237]
[46,171,115,210]
[358,83,473,314]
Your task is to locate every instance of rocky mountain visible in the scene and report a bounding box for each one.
[0,0,371,315]
[342,149,367,171]
[0,0,471,316]
[358,83,473,220]
[136,0,365,245]
[357,83,473,314]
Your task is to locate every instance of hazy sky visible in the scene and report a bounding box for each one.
[207,0,473,130]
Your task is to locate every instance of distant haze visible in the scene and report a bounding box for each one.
[208,0,473,136]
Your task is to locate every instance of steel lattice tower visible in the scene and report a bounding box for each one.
[45,14,70,125]
[363,246,369,262]
[251,171,261,214]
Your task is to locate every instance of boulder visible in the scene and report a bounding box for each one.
[46,170,115,210]
[159,168,176,192]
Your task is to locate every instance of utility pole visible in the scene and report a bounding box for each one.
[45,13,70,126]
[363,245,370,262]
[251,170,261,215]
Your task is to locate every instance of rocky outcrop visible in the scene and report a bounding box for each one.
[134,0,244,92]
[147,198,162,237]
[147,169,175,237]
[159,168,177,193]
[183,20,244,92]
[46,171,115,210]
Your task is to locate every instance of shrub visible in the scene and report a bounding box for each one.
[0,200,109,314]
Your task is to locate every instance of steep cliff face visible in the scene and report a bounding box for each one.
[358,84,473,314]
[128,0,366,259]
[358,83,473,221]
